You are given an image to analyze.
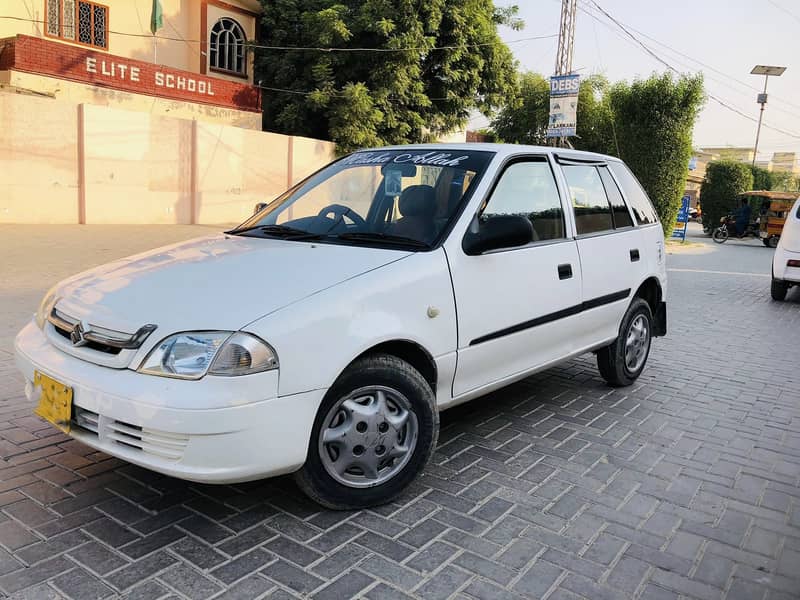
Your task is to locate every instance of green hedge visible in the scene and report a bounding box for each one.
[700,161,753,231]
[608,73,705,236]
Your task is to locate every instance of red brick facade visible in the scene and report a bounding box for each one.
[0,35,261,112]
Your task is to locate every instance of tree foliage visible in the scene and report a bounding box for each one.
[749,165,773,191]
[608,73,705,236]
[699,161,753,231]
[489,72,614,154]
[255,0,520,153]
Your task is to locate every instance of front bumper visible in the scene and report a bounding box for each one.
[14,321,324,483]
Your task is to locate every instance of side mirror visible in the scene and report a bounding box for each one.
[253,202,268,215]
[462,215,533,256]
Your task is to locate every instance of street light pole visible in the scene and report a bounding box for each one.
[750,65,786,167]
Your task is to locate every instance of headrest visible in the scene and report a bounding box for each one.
[399,185,436,218]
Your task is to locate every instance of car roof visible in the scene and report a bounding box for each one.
[360,143,623,164]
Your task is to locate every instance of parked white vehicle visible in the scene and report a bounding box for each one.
[771,196,800,301]
[15,144,667,509]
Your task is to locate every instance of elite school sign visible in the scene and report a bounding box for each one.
[0,35,260,112]
[85,57,218,98]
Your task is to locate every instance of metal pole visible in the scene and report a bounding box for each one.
[752,74,768,166]
[554,0,577,148]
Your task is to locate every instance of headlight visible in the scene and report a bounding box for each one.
[35,287,59,330]
[138,331,278,379]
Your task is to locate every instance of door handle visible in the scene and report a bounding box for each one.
[630,249,640,262]
[558,264,573,280]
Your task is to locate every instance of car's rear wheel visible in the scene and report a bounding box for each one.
[294,354,438,510]
[597,298,653,387]
[771,278,789,301]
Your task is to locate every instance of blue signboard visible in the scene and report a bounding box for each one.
[547,74,580,138]
[672,195,691,240]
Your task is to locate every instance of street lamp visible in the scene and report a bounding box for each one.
[750,65,786,166]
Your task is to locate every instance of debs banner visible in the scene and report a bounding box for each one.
[547,74,580,138]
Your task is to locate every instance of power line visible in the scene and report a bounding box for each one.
[766,0,800,25]
[582,0,800,141]
[0,15,556,52]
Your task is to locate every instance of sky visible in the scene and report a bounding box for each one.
[484,0,800,162]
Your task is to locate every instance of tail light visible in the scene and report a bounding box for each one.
[788,259,800,268]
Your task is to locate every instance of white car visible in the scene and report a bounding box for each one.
[15,144,667,509]
[771,196,800,301]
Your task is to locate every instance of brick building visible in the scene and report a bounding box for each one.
[0,0,263,127]
[0,1,338,225]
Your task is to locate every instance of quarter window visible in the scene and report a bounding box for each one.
[563,165,613,235]
[47,0,108,49]
[599,167,633,228]
[608,162,659,225]
[482,160,565,242]
[209,17,247,76]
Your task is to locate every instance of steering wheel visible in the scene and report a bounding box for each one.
[317,204,367,229]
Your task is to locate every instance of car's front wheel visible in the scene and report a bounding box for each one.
[294,354,438,510]
[597,298,653,387]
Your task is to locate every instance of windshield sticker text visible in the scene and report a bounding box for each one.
[342,151,470,168]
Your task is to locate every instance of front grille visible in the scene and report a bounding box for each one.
[52,323,122,355]
[48,307,156,356]
[72,407,188,462]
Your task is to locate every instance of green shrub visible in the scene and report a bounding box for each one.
[608,73,705,236]
[700,161,753,231]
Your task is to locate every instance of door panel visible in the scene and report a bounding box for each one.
[448,158,582,398]
[450,242,582,396]
[560,164,648,349]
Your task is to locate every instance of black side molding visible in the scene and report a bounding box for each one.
[470,289,631,346]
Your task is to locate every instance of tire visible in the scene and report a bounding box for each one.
[771,278,788,301]
[597,298,653,387]
[763,238,771,247]
[712,227,728,243]
[294,354,438,510]
[768,236,779,249]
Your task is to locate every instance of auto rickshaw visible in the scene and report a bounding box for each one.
[742,191,800,248]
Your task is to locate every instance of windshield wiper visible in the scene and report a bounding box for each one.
[227,224,325,240]
[334,232,431,249]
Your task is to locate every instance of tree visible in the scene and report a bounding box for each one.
[749,165,773,191]
[608,73,705,236]
[699,161,753,231]
[254,1,520,153]
[489,72,614,154]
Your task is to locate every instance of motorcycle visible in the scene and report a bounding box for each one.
[712,214,760,244]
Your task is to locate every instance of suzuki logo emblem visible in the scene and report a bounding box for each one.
[70,321,91,347]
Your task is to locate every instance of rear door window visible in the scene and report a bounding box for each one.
[599,167,633,228]
[608,162,659,225]
[562,165,614,235]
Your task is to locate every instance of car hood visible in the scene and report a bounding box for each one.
[52,234,410,334]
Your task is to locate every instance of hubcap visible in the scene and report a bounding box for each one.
[624,314,650,372]
[318,386,418,488]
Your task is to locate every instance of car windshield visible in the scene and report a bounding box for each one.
[230,149,494,249]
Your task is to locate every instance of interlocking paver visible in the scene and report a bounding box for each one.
[1,225,799,599]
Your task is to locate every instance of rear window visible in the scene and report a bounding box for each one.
[608,162,659,225]
[562,165,614,235]
[599,167,633,228]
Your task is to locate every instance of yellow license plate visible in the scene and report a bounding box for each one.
[33,371,72,433]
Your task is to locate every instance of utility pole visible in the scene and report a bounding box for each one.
[750,65,786,166]
[553,0,577,147]
[555,0,578,77]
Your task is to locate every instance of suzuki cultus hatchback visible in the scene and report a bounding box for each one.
[16,144,667,509]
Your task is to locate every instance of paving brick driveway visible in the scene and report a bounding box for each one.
[0,225,798,600]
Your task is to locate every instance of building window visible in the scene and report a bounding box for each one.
[209,17,247,77]
[46,0,108,49]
